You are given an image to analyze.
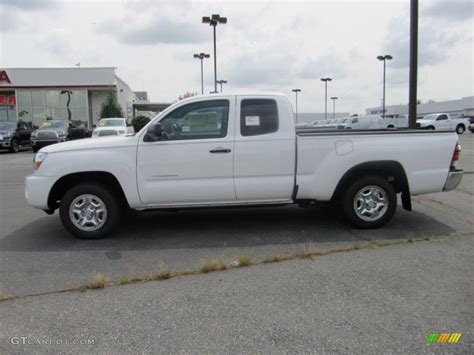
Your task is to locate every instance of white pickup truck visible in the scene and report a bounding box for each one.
[25,93,463,239]
[416,113,469,134]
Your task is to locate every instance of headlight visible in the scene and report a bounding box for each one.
[34,152,48,170]
[3,132,12,138]
[31,131,37,138]
[57,129,67,137]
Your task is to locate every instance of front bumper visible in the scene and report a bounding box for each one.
[25,175,58,210]
[443,169,463,191]
[0,139,11,148]
[31,139,66,147]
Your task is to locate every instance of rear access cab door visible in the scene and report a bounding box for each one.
[233,95,296,202]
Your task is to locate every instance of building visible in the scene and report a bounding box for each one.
[366,96,474,118]
[0,67,136,128]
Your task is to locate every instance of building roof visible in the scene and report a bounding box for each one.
[0,67,118,89]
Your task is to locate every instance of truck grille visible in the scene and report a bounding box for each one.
[37,130,58,139]
[98,130,118,137]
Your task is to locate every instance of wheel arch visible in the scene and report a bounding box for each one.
[48,171,129,211]
[331,160,411,211]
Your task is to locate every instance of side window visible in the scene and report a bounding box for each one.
[352,118,359,123]
[240,99,278,136]
[158,100,229,140]
[437,115,448,121]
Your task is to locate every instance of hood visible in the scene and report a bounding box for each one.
[40,135,138,153]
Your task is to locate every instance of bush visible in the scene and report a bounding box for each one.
[132,115,150,132]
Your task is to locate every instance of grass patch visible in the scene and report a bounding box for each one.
[75,274,111,291]
[146,264,171,281]
[237,255,253,267]
[0,295,16,302]
[263,253,291,263]
[200,259,228,273]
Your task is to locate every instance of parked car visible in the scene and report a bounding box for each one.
[25,93,463,239]
[31,120,90,152]
[0,121,34,153]
[92,118,134,137]
[416,113,469,134]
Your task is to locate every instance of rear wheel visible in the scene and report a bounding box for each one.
[456,124,465,134]
[427,126,435,130]
[59,183,121,239]
[343,175,397,229]
[9,138,19,153]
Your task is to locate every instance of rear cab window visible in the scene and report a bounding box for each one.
[240,99,278,136]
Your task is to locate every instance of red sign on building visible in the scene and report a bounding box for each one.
[0,70,11,83]
[0,95,16,106]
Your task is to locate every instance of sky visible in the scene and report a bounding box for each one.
[0,0,473,114]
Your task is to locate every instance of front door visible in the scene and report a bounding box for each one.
[137,98,236,206]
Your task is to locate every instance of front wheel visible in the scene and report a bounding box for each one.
[9,138,19,153]
[59,183,121,239]
[456,124,465,134]
[342,176,397,229]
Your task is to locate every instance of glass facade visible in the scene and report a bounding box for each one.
[16,89,89,127]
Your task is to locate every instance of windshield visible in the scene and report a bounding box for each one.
[40,121,69,129]
[98,119,125,127]
[0,122,16,130]
[421,114,437,121]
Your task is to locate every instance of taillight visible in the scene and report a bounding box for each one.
[450,143,461,169]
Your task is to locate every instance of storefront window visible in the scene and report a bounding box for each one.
[46,91,60,108]
[32,91,46,107]
[17,91,32,108]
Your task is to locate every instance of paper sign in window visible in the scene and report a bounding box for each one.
[245,116,260,126]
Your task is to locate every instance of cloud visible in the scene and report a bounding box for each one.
[383,16,466,69]
[424,0,474,21]
[106,18,208,45]
[297,53,348,80]
[0,0,55,11]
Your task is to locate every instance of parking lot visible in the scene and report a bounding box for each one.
[0,133,472,297]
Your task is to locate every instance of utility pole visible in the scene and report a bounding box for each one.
[202,14,227,93]
[292,89,302,122]
[408,0,418,128]
[193,53,210,95]
[320,77,332,119]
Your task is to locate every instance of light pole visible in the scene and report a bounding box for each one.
[320,77,332,119]
[377,54,393,118]
[330,96,338,118]
[193,52,210,95]
[292,89,301,122]
[202,14,227,93]
[216,80,227,93]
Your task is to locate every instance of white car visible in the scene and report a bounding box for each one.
[25,92,463,239]
[92,118,133,137]
[416,113,469,134]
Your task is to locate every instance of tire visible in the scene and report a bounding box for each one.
[387,125,395,129]
[456,124,465,134]
[342,175,397,229]
[427,126,435,130]
[9,138,19,153]
[59,183,121,239]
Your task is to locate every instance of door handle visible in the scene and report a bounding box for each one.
[209,147,231,153]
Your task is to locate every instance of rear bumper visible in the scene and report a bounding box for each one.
[443,169,463,191]
[25,175,58,210]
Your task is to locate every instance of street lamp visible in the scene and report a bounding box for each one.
[320,77,332,119]
[330,96,338,119]
[292,89,301,122]
[193,52,210,95]
[377,54,393,118]
[216,79,227,93]
[202,14,227,93]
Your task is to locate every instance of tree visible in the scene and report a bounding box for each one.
[100,89,124,118]
[131,115,150,132]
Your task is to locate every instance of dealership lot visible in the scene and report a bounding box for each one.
[0,134,472,296]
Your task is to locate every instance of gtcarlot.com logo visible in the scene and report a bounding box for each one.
[426,333,462,344]
[10,336,95,346]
